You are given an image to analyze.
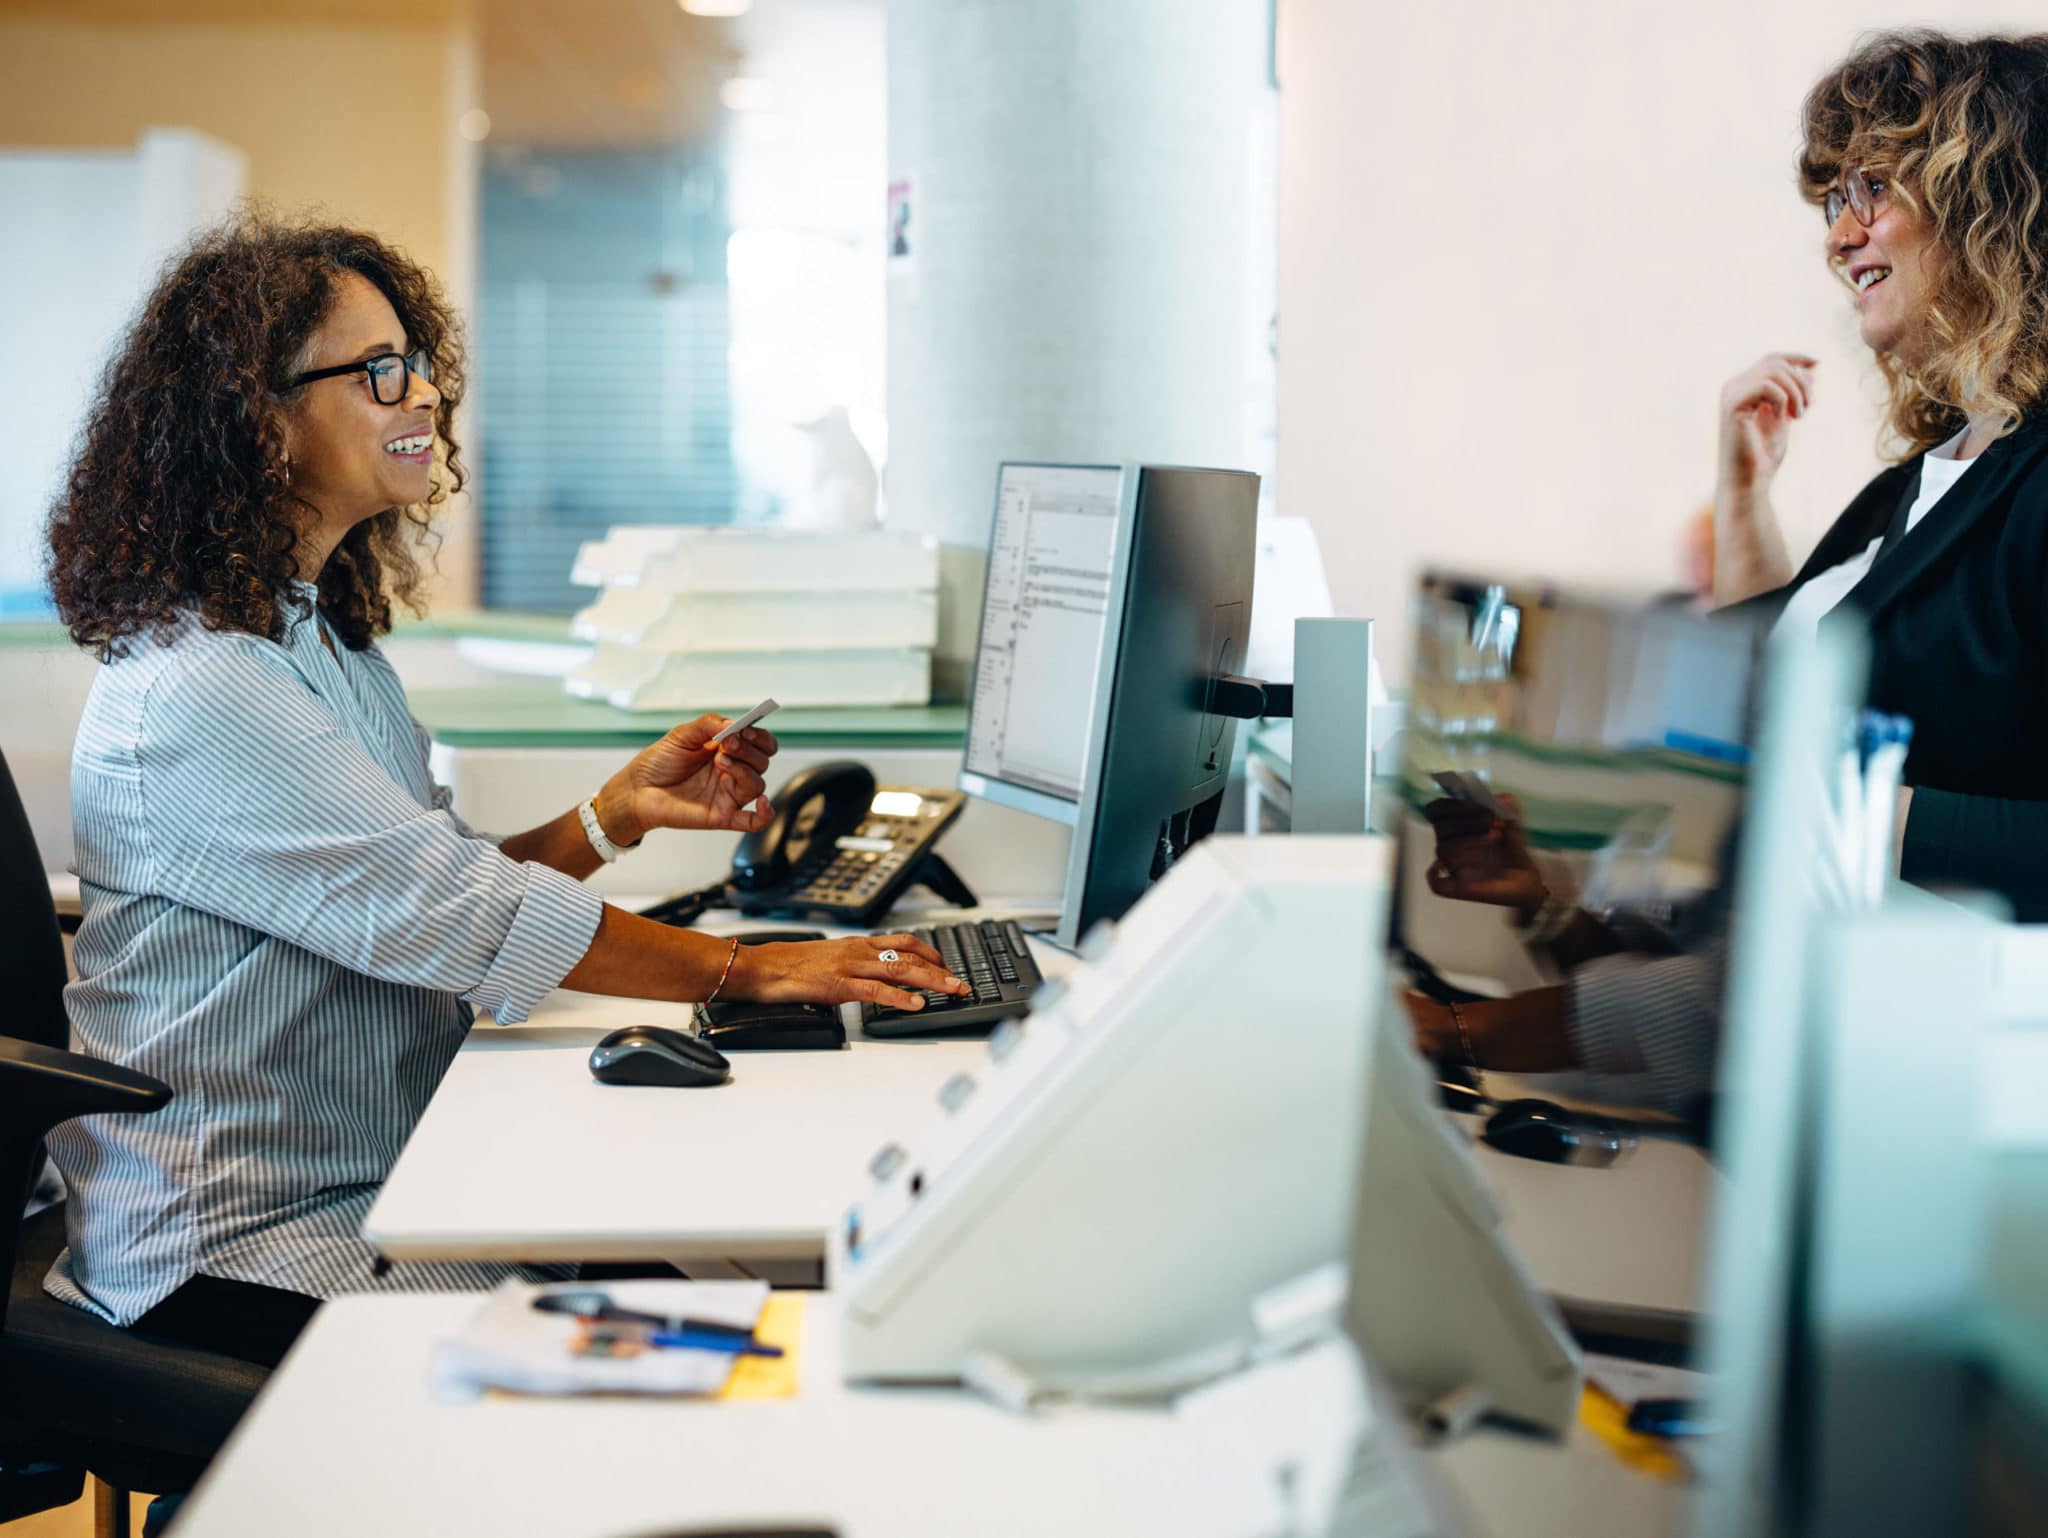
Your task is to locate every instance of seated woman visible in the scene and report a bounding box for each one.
[1409,26,2048,1093]
[42,216,969,1361]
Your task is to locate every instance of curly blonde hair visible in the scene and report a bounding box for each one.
[48,211,465,660]
[1798,30,2048,455]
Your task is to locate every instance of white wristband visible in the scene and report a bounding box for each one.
[578,797,633,863]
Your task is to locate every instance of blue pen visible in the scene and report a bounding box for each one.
[1625,1397,1717,1438]
[646,1328,785,1358]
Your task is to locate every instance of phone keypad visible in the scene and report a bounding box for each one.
[796,820,916,906]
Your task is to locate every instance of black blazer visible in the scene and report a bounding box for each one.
[1754,415,2048,919]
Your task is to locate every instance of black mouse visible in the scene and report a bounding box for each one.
[1480,1098,1634,1167]
[589,1025,731,1087]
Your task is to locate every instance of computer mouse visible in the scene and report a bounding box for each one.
[589,1025,731,1087]
[1480,1098,1634,1167]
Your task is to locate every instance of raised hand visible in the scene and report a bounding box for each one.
[603,714,782,842]
[1421,793,1547,919]
[1718,351,1818,495]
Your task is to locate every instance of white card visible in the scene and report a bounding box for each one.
[710,697,781,744]
[1429,770,1507,817]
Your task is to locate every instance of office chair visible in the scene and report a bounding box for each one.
[0,750,270,1533]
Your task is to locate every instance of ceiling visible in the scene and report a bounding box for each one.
[479,0,739,150]
[1,0,744,151]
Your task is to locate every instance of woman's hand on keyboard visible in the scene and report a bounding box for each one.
[725,933,971,1012]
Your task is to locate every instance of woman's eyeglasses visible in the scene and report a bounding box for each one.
[290,348,432,406]
[1824,168,1890,230]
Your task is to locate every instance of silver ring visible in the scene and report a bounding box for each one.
[878,948,900,963]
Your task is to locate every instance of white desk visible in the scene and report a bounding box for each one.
[171,1292,1691,1538]
[172,1294,1227,1538]
[1470,1118,1714,1317]
[362,988,988,1270]
[366,1003,1714,1318]
[366,932,1716,1316]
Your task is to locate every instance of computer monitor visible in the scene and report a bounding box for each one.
[1056,464,1259,950]
[959,462,1126,826]
[958,461,1260,953]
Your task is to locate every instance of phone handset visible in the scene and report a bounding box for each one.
[730,761,877,898]
[728,759,976,925]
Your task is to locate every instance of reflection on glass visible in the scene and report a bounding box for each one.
[1391,574,1763,1125]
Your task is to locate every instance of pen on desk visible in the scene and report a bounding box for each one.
[531,1289,756,1338]
[1625,1397,1717,1439]
[645,1329,785,1358]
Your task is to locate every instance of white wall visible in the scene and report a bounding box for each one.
[887,0,1268,693]
[724,0,888,521]
[0,129,244,607]
[1278,3,2043,681]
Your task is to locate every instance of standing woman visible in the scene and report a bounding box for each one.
[1409,28,2048,1090]
[42,216,967,1358]
[1713,30,2048,917]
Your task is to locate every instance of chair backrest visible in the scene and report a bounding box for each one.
[0,749,70,1053]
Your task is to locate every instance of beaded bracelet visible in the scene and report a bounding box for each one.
[1448,999,1485,1090]
[706,936,741,1004]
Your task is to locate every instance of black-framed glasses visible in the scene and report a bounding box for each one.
[1824,168,1890,230]
[290,347,432,406]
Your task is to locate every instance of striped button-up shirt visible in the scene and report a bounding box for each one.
[46,590,603,1325]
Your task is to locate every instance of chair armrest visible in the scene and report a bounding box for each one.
[0,1037,170,1145]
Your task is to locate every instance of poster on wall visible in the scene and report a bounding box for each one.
[886,174,916,292]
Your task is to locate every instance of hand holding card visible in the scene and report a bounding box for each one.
[712,697,781,745]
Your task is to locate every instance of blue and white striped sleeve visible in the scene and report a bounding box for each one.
[1564,930,1729,1113]
[407,712,501,846]
[135,641,602,1024]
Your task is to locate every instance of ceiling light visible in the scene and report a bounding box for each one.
[458,109,492,143]
[719,77,776,111]
[680,0,752,16]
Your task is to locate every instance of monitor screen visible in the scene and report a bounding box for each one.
[960,462,1125,823]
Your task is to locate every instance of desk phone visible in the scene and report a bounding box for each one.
[729,761,977,927]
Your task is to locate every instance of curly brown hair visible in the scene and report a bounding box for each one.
[1798,30,2048,455]
[47,211,466,659]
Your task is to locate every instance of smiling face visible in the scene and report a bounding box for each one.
[283,270,442,574]
[1826,172,1944,367]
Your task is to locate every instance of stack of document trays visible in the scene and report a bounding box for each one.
[565,525,940,710]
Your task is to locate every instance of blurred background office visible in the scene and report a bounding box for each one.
[2,0,2037,821]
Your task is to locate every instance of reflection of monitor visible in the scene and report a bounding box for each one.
[1057,465,1259,951]
[958,461,1260,953]
[960,462,1127,826]
[1394,574,1764,1116]
[1354,573,1777,1438]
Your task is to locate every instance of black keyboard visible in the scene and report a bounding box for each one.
[862,918,1043,1038]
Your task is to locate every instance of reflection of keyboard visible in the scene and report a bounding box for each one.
[862,919,1043,1038]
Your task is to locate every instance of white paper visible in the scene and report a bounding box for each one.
[1582,1352,1708,1411]
[430,1278,770,1401]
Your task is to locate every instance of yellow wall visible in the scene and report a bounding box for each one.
[0,11,483,606]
